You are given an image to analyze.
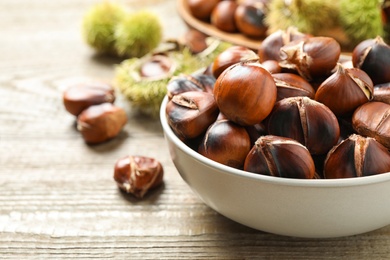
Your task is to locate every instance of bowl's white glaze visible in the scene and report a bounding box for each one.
[160,96,390,238]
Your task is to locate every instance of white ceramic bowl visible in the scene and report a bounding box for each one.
[160,96,390,238]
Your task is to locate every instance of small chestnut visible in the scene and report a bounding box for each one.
[213,61,277,126]
[324,134,390,179]
[234,3,268,38]
[244,135,315,179]
[352,101,390,149]
[77,103,127,144]
[315,63,374,117]
[183,29,208,54]
[139,54,174,80]
[63,81,115,116]
[113,155,164,198]
[352,36,390,85]
[187,0,220,21]
[211,1,238,33]
[272,73,315,101]
[165,91,219,140]
[279,36,341,81]
[266,96,340,155]
[198,119,251,169]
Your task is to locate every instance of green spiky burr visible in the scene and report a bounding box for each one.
[339,0,384,46]
[114,10,163,58]
[114,40,231,117]
[82,1,126,55]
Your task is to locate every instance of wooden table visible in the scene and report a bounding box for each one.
[1,0,390,258]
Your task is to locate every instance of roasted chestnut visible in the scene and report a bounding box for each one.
[266,96,340,155]
[315,63,374,117]
[77,103,127,144]
[244,135,315,179]
[211,1,238,33]
[279,36,341,81]
[272,73,315,101]
[199,119,251,169]
[165,91,219,140]
[213,61,277,126]
[324,134,390,179]
[352,101,390,149]
[211,45,259,78]
[352,36,390,85]
[234,3,268,38]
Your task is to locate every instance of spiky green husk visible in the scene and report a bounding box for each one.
[82,2,126,54]
[266,0,340,35]
[114,11,163,58]
[339,0,383,45]
[114,41,231,117]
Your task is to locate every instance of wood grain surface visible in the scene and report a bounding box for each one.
[1,0,390,259]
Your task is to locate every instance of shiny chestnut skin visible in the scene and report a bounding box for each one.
[272,73,315,101]
[187,0,220,21]
[266,97,340,155]
[244,135,315,179]
[212,45,259,78]
[315,63,374,117]
[77,103,127,144]
[199,119,251,169]
[114,155,164,198]
[352,101,390,149]
[165,91,219,140]
[258,27,310,62]
[234,3,267,38]
[373,83,390,104]
[324,134,390,179]
[166,74,215,99]
[214,61,277,126]
[279,36,341,81]
[183,29,208,54]
[211,1,238,33]
[352,36,390,85]
[63,81,115,116]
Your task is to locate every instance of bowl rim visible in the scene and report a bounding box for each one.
[160,95,390,188]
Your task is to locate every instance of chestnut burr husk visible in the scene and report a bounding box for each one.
[352,36,390,85]
[199,119,251,169]
[211,1,238,33]
[272,73,315,101]
[113,155,164,198]
[211,45,259,78]
[63,81,115,116]
[77,103,127,144]
[213,61,277,126]
[315,63,374,117]
[266,97,340,155]
[244,135,315,179]
[258,27,310,62]
[324,134,390,179]
[279,36,341,81]
[234,4,267,38]
[352,101,390,150]
[165,91,219,140]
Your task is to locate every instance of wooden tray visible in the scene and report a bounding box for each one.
[176,0,263,50]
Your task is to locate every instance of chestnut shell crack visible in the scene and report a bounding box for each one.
[171,95,199,110]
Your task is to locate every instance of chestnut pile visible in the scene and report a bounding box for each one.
[165,30,390,179]
[187,0,269,38]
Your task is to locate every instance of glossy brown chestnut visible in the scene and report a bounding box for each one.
[139,54,174,80]
[63,81,115,116]
[373,83,390,104]
[258,27,310,62]
[183,29,208,54]
[166,74,215,99]
[352,36,390,85]
[266,97,340,155]
[260,60,282,74]
[272,73,315,101]
[113,155,164,198]
[244,135,315,179]
[324,134,390,179]
[352,101,390,149]
[165,91,219,140]
[234,3,267,38]
[187,0,220,21]
[279,36,341,81]
[211,1,238,33]
[315,63,374,117]
[211,45,259,78]
[77,103,127,144]
[213,61,277,126]
[198,119,251,169]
